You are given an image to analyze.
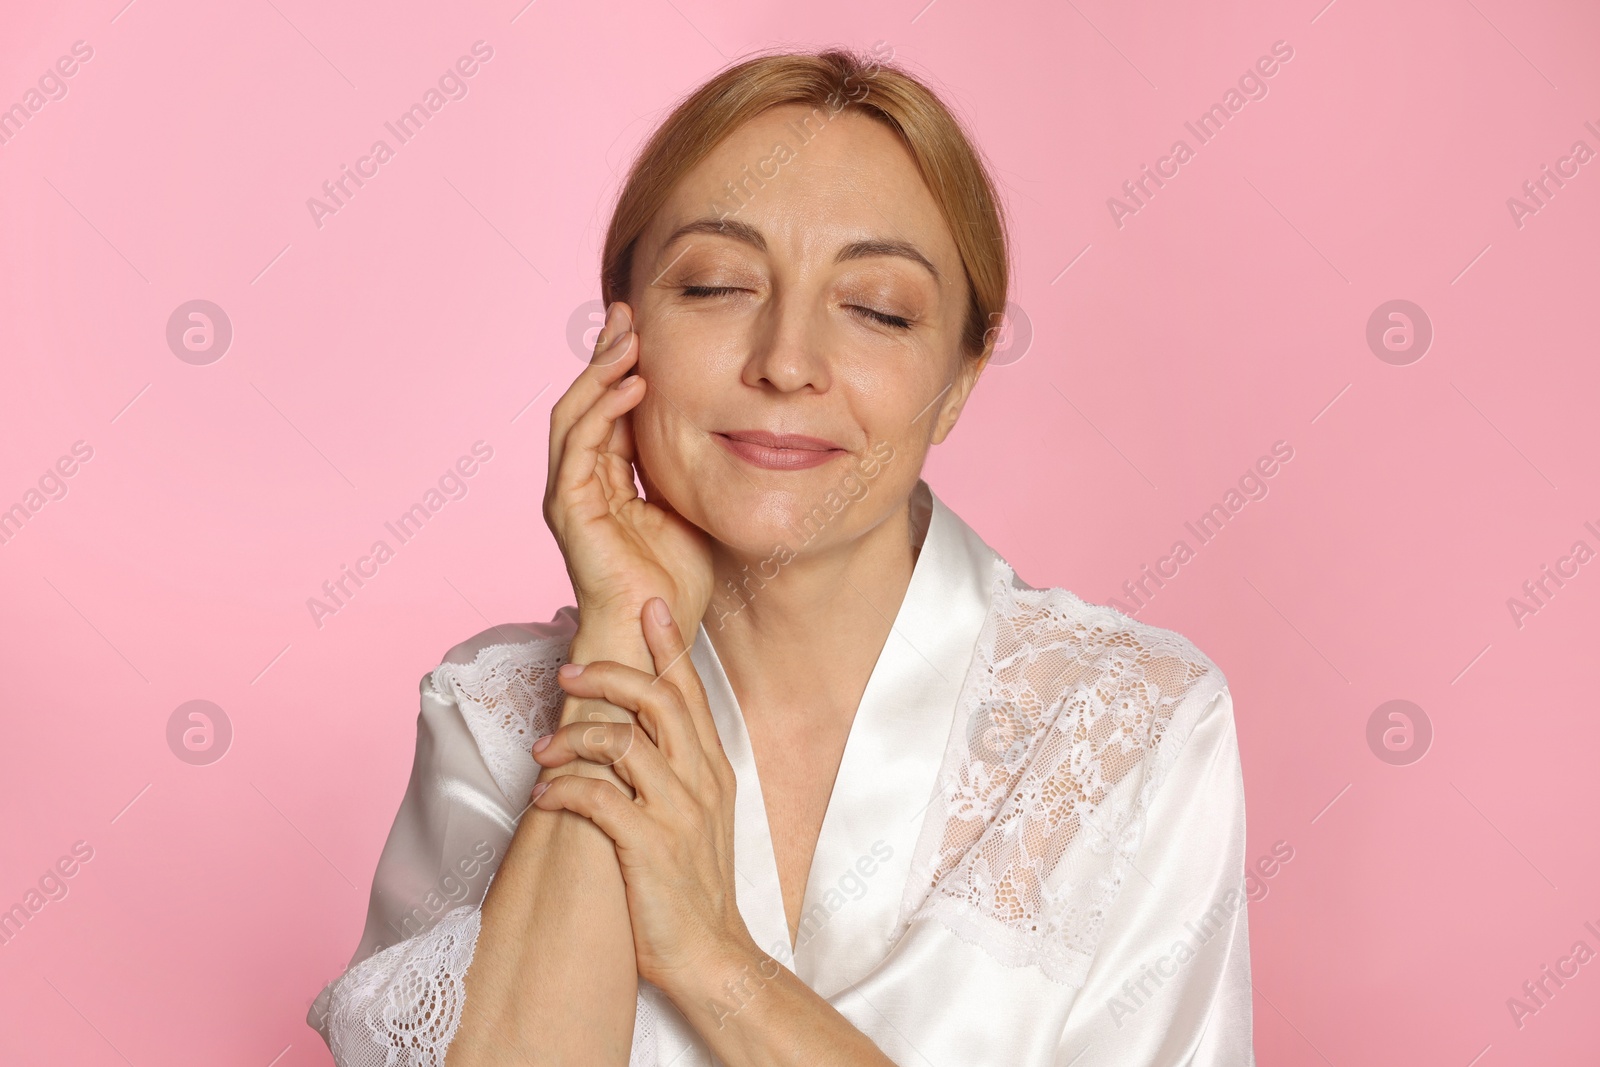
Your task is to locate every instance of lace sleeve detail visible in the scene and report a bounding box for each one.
[323,898,664,1066]
[430,638,571,803]
[899,560,1230,989]
[318,615,662,1066]
[325,903,483,1067]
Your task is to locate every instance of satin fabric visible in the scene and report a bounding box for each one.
[308,481,1254,1064]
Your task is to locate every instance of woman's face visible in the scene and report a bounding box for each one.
[625,102,985,561]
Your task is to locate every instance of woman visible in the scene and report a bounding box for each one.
[308,47,1253,1066]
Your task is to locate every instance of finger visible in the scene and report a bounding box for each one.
[548,331,637,492]
[590,302,637,368]
[548,304,637,483]
[642,597,720,754]
[549,321,635,468]
[592,443,640,509]
[556,660,705,783]
[593,412,639,508]
[532,717,677,804]
[530,774,642,848]
[552,369,647,506]
[603,392,637,464]
[533,717,639,768]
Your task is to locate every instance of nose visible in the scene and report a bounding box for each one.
[740,295,831,394]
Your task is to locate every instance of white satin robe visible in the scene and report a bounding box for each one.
[308,480,1255,1065]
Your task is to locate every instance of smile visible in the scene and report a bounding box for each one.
[712,431,846,471]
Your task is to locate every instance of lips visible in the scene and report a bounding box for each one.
[713,430,846,471]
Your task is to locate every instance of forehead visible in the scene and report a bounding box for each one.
[641,103,961,274]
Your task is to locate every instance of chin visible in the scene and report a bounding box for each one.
[692,482,832,552]
[657,474,838,555]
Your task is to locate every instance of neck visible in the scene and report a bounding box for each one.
[699,499,921,727]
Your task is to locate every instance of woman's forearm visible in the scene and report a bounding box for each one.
[446,617,653,1066]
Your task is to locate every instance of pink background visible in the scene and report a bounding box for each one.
[2,0,1597,1063]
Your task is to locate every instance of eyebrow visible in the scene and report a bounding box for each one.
[660,217,943,284]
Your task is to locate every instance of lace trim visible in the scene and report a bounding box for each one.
[425,629,660,1064]
[324,895,660,1066]
[430,638,571,802]
[326,903,483,1067]
[896,559,1227,987]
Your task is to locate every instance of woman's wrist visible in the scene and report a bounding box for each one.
[658,934,775,1030]
[562,617,650,713]
[539,613,656,794]
[569,607,656,672]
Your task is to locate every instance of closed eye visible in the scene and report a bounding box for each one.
[849,305,914,330]
[681,288,913,331]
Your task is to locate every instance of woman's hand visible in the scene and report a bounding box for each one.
[544,301,714,639]
[528,596,757,996]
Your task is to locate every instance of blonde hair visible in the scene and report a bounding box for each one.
[600,46,1011,360]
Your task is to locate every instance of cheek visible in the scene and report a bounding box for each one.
[636,317,730,392]
[632,391,707,479]
[838,359,941,435]
[632,393,675,460]
[629,395,679,500]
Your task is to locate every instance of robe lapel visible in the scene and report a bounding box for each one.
[690,629,793,972]
[689,480,1000,1001]
[791,483,997,998]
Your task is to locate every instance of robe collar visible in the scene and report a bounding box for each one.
[689,479,1001,998]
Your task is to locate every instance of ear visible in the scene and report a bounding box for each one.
[929,349,989,445]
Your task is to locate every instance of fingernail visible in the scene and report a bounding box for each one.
[612,373,640,390]
[531,781,549,801]
[650,598,673,626]
[559,662,585,677]
[532,733,552,753]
